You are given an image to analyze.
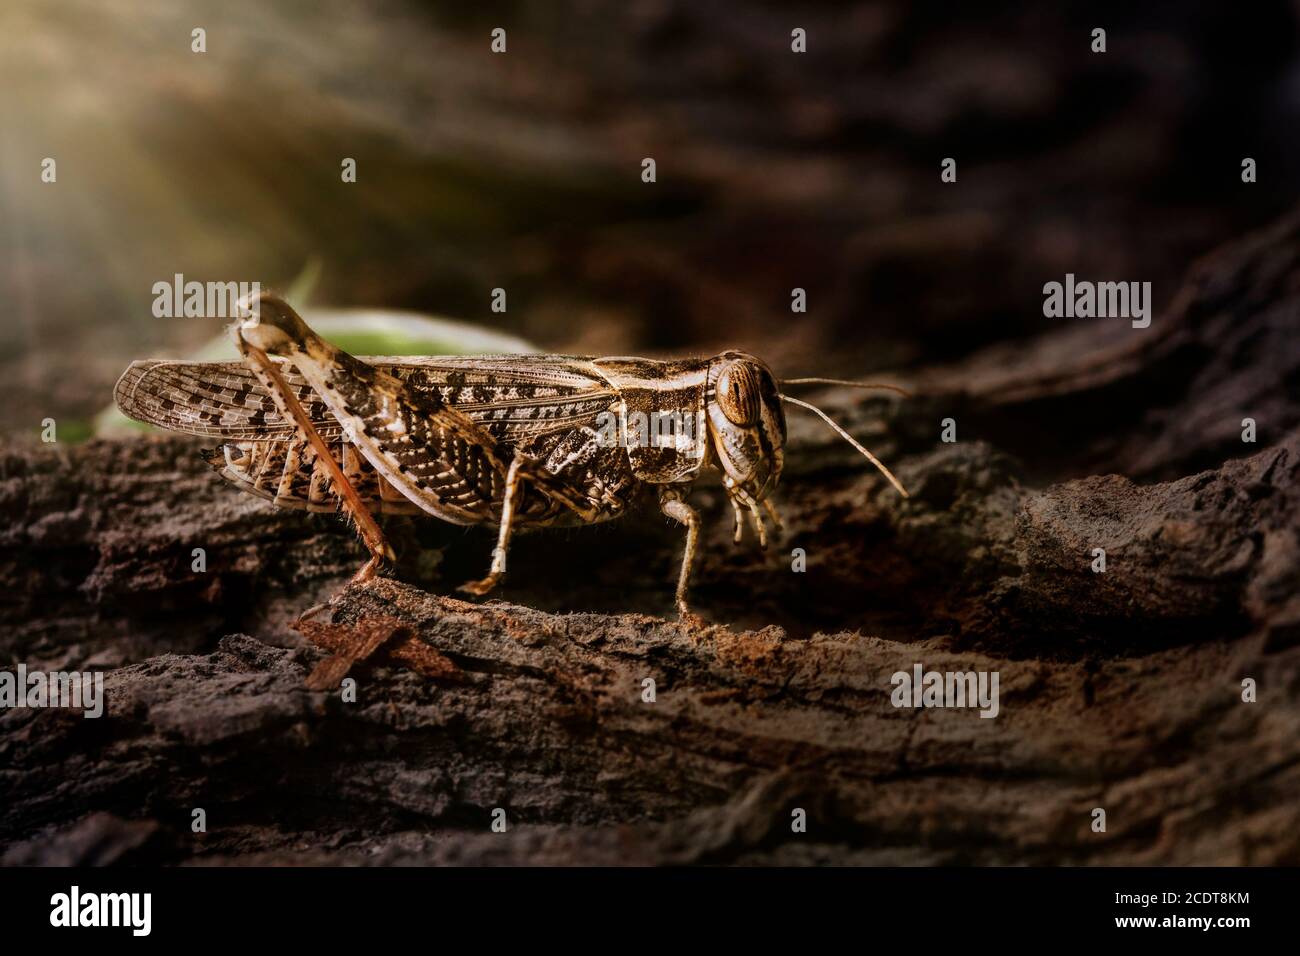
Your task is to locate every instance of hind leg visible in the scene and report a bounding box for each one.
[234,326,394,583]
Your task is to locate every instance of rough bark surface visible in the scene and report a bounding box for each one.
[2,213,1299,866]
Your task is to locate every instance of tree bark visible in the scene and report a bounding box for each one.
[2,212,1298,865]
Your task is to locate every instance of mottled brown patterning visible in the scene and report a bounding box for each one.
[115,293,908,621]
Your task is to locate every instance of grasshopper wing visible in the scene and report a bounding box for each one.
[115,356,620,443]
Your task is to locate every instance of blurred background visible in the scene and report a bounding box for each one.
[1,0,1299,437]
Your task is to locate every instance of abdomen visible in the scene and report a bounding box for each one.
[206,438,424,515]
[206,433,641,527]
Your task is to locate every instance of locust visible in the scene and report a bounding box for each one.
[114,293,909,622]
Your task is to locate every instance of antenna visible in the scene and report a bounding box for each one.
[780,378,912,398]
[780,394,910,498]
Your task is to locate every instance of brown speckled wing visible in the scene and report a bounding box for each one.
[115,355,619,444]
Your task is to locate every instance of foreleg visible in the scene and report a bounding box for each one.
[660,488,704,625]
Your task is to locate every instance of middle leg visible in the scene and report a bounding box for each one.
[458,453,528,597]
[458,450,603,597]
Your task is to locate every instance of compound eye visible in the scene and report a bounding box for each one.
[717,362,761,426]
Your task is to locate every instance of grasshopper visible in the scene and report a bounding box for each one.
[115,293,908,621]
